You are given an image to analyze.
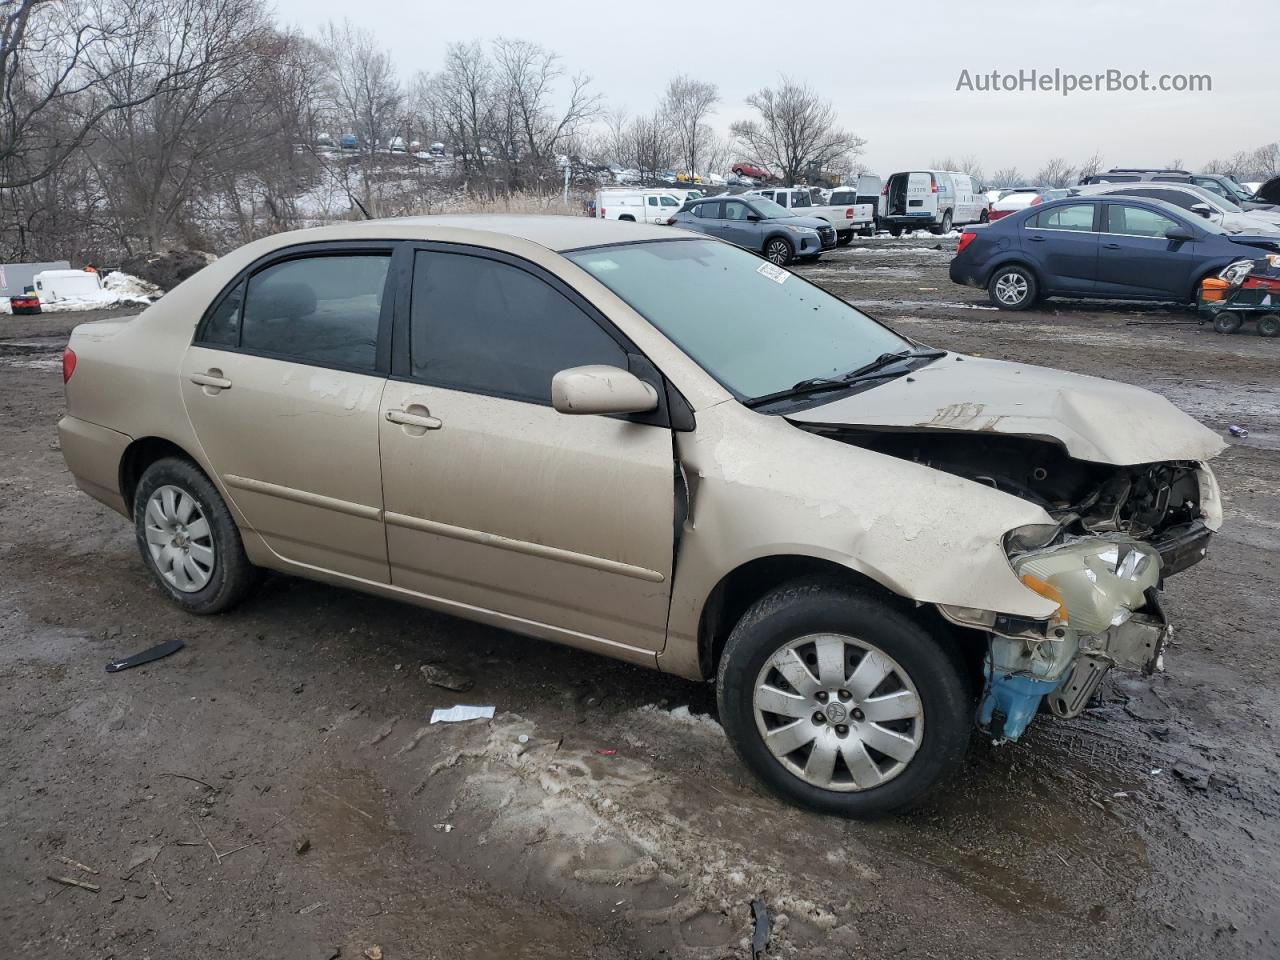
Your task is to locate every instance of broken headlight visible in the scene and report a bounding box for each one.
[1011,538,1162,636]
[1219,259,1255,286]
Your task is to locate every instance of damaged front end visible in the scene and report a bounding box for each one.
[797,420,1220,744]
[939,455,1216,742]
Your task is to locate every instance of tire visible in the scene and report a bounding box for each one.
[716,578,972,818]
[836,231,853,247]
[1258,313,1279,337]
[889,225,903,238]
[979,209,990,223]
[1213,313,1243,335]
[987,264,1038,310]
[931,210,953,235]
[764,236,793,265]
[133,457,260,614]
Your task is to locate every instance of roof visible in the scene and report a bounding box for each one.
[280,214,680,253]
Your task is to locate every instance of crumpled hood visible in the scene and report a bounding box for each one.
[787,355,1226,466]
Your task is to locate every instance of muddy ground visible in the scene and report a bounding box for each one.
[2,238,1277,959]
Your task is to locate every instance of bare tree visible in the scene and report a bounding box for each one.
[622,110,675,179]
[989,166,1022,187]
[491,37,598,188]
[321,20,401,159]
[1034,157,1075,187]
[730,77,863,183]
[420,41,494,181]
[661,74,716,177]
[0,0,227,190]
[1076,151,1104,181]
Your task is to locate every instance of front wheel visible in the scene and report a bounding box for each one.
[764,236,793,265]
[987,265,1038,310]
[1213,312,1243,335]
[716,579,971,817]
[133,458,260,614]
[836,230,853,247]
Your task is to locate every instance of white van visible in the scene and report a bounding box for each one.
[881,170,987,235]
[594,189,683,224]
[33,269,105,302]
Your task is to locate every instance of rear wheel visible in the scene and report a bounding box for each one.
[988,265,1038,310]
[764,236,793,265]
[1213,313,1243,335]
[979,209,990,223]
[133,458,260,614]
[1258,313,1279,337]
[932,210,953,235]
[889,225,903,238]
[716,579,971,817]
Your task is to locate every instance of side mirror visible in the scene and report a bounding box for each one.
[552,365,658,416]
[1190,203,1213,219]
[1165,225,1194,242]
[746,213,761,222]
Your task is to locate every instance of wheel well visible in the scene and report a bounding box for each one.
[983,258,1040,289]
[697,556,928,679]
[618,214,635,222]
[118,437,198,516]
[763,231,793,249]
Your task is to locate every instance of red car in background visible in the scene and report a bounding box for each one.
[731,161,772,181]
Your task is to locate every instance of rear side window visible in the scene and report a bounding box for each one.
[694,201,721,218]
[201,282,244,347]
[1105,204,1179,237]
[239,254,389,371]
[830,191,854,204]
[724,200,750,221]
[1028,203,1096,231]
[661,196,678,207]
[409,251,627,405]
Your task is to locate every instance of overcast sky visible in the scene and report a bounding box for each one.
[273,0,1268,178]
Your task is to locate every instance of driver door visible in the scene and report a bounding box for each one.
[379,246,676,652]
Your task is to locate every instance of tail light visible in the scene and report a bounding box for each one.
[1242,275,1280,293]
[845,207,854,218]
[1030,195,1043,205]
[931,176,939,193]
[881,182,888,195]
[62,347,77,383]
[1199,277,1229,302]
[956,232,977,255]
[599,207,605,218]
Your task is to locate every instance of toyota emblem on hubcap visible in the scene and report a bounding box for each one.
[825,702,847,724]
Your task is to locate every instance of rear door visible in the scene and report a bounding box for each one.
[378,246,676,652]
[691,199,725,238]
[1021,202,1100,293]
[906,172,935,222]
[1097,202,1200,299]
[180,244,396,582]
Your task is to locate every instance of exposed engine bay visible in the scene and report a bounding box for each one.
[796,425,1217,742]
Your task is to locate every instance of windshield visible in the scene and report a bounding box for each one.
[566,239,910,401]
[749,197,790,218]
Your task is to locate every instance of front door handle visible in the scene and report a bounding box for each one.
[1103,242,1122,249]
[1028,235,1046,241]
[190,370,232,390]
[386,407,442,430]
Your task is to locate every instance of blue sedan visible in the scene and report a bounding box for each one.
[950,195,1280,310]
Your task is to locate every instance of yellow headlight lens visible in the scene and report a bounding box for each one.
[1020,573,1068,625]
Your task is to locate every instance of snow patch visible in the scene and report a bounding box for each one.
[1,271,160,314]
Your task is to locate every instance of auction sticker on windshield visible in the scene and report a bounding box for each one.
[756,262,790,284]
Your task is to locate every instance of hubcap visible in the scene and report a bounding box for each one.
[995,272,1028,304]
[752,633,924,792]
[144,485,215,593]
[767,242,789,264]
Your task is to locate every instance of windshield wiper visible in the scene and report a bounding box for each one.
[742,348,946,410]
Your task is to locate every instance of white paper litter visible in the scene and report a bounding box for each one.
[429,704,495,724]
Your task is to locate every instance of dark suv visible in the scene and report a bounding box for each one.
[1080,168,1266,210]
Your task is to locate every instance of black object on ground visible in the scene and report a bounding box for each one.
[751,899,769,958]
[106,637,185,673]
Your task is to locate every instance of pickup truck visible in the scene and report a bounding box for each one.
[744,187,875,243]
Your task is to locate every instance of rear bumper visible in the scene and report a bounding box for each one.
[58,416,132,517]
[882,214,938,228]
[949,258,983,288]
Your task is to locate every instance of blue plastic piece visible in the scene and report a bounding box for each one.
[977,666,1062,742]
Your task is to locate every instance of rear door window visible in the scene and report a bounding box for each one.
[1105,204,1180,238]
[723,200,751,221]
[694,201,722,219]
[1028,203,1097,231]
[408,250,627,405]
[237,254,390,371]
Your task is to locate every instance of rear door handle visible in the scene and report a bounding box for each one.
[386,408,442,430]
[190,371,232,390]
[1028,235,1046,242]
[1104,242,1122,249]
